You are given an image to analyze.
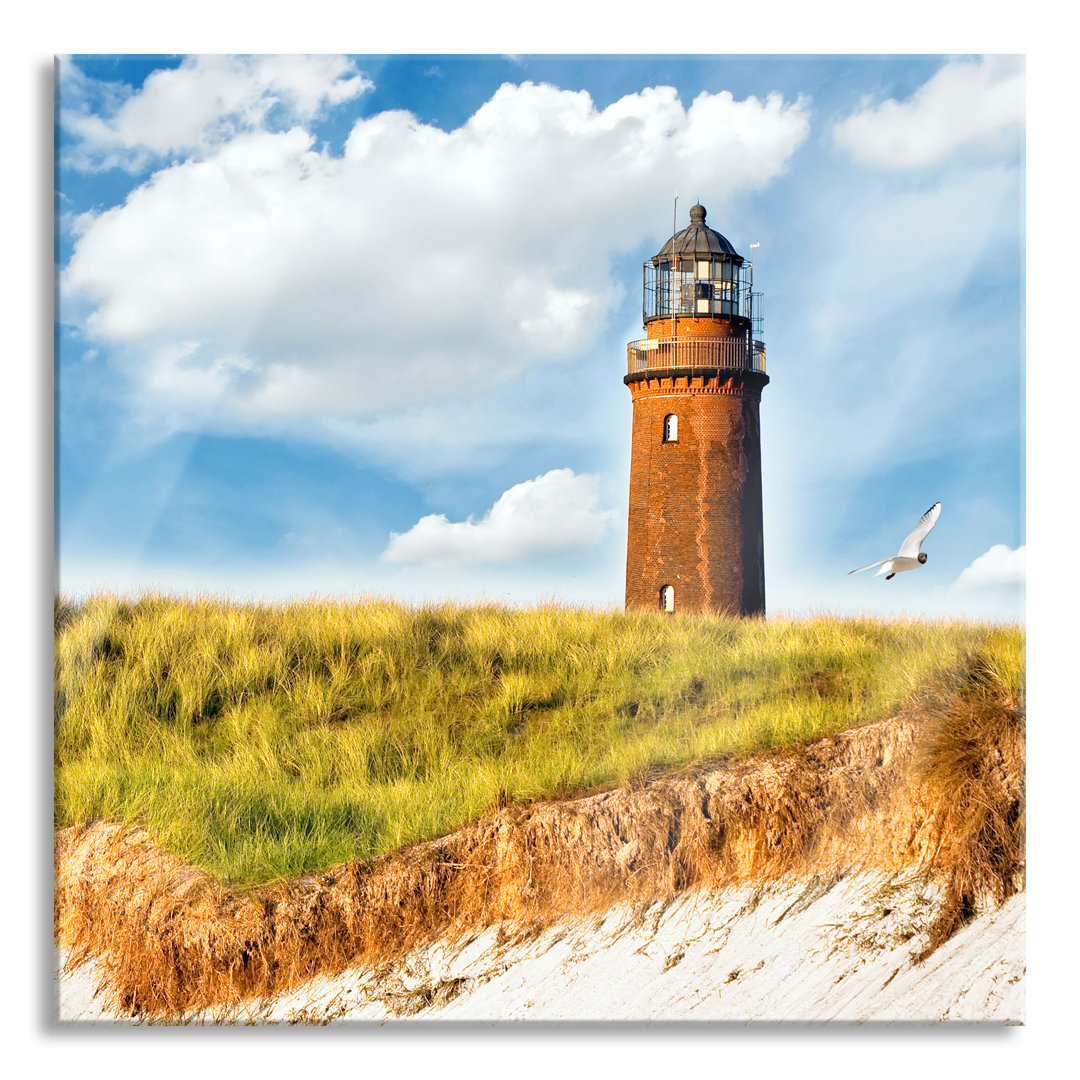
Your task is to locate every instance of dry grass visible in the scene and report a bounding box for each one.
[55,647,1024,1018]
[55,594,1023,885]
[908,654,1026,958]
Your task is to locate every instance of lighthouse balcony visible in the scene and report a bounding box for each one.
[626,336,766,377]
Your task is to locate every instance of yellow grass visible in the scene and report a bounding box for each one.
[54,593,1024,887]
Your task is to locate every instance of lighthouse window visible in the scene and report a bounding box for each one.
[713,280,735,315]
[657,261,673,316]
[660,585,675,613]
[663,414,678,442]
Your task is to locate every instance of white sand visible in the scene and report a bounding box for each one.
[56,870,1024,1024]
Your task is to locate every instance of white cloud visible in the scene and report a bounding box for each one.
[953,543,1026,589]
[382,468,616,565]
[833,56,1023,169]
[61,78,810,448]
[60,55,372,171]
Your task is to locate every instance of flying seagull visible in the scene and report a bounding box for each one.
[849,502,941,581]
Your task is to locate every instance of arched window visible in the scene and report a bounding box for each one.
[663,414,678,442]
[660,585,675,613]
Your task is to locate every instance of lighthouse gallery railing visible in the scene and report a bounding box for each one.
[626,337,766,376]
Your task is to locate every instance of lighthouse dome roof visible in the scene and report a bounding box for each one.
[652,204,743,264]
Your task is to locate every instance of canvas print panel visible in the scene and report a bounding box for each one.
[54,53,1025,1023]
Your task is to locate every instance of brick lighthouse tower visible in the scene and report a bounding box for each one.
[624,203,768,616]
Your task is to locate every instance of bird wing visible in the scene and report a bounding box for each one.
[849,557,889,575]
[898,502,941,558]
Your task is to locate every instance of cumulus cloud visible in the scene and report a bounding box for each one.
[60,55,372,171]
[382,468,616,565]
[953,544,1026,589]
[61,75,810,445]
[833,56,1023,169]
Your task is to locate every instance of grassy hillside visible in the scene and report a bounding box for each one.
[54,595,1024,886]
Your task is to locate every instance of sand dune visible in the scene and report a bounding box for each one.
[57,870,1024,1024]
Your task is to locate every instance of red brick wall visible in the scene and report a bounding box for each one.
[644,315,746,341]
[624,370,765,616]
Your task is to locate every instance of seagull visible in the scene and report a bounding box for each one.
[849,502,941,581]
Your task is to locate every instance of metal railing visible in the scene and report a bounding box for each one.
[626,336,767,376]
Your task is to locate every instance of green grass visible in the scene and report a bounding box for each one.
[54,594,1025,887]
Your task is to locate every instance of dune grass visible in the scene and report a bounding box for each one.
[54,594,1024,887]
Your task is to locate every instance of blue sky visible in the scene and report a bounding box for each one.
[55,53,1025,621]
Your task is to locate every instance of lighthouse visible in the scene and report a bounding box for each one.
[624,204,769,616]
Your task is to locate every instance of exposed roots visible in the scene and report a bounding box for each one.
[55,656,1024,1017]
